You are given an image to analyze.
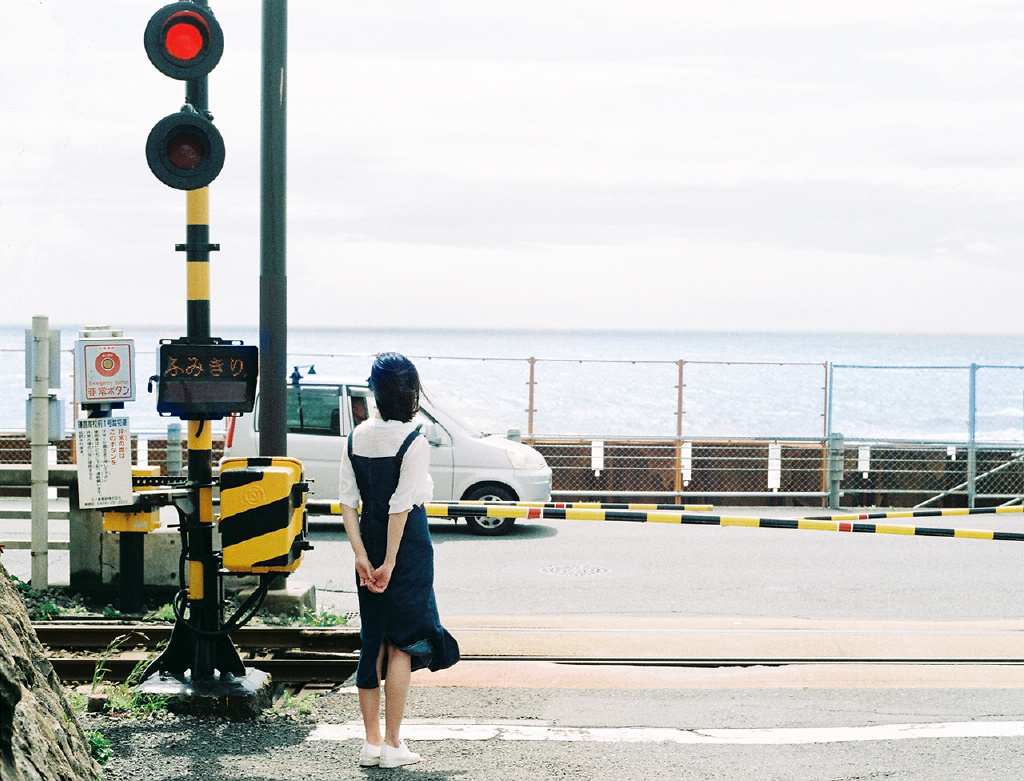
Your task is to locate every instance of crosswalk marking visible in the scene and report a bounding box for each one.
[308,720,1024,745]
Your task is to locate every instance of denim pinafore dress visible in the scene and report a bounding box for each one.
[349,430,460,689]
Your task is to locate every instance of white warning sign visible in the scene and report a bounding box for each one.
[75,417,133,509]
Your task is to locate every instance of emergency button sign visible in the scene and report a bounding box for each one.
[95,351,121,377]
[74,340,136,404]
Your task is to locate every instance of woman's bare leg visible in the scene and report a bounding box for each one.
[383,646,412,747]
[359,643,388,745]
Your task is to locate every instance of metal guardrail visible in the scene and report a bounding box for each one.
[0,466,99,583]
[0,504,71,550]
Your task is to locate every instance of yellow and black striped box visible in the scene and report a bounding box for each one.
[218,457,308,573]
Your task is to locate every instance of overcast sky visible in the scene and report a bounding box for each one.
[4,1,1024,333]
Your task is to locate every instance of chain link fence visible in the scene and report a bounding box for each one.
[5,341,1024,508]
[530,438,827,503]
[836,441,1024,507]
[527,438,1024,508]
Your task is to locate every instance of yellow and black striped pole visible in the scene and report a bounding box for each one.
[186,187,213,339]
[186,187,216,677]
[183,186,244,679]
[146,186,245,681]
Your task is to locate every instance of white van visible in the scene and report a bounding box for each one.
[224,376,552,535]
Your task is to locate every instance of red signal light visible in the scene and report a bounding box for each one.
[164,17,205,61]
[145,3,224,80]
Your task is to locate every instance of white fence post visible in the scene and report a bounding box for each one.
[29,316,51,589]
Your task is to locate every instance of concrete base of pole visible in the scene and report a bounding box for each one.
[138,667,273,720]
[101,523,182,592]
[237,580,316,617]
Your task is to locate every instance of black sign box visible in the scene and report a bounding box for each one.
[156,340,259,420]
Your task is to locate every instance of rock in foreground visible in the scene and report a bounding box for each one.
[0,562,101,781]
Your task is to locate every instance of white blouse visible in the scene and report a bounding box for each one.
[338,417,434,514]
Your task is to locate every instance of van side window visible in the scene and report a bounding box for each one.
[352,395,368,426]
[287,386,341,436]
[345,387,376,433]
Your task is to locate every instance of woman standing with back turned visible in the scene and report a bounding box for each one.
[339,353,460,768]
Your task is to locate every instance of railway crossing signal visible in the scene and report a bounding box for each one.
[144,2,224,79]
[144,2,226,190]
[137,2,279,710]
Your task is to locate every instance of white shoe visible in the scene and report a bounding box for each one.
[358,740,382,767]
[379,741,422,768]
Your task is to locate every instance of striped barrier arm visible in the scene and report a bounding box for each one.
[306,501,1024,542]
[423,504,1024,542]
[802,506,1024,522]
[305,501,713,517]
[442,501,715,512]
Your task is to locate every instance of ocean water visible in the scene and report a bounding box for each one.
[2,325,1023,442]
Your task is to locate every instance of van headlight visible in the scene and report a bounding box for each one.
[507,447,547,470]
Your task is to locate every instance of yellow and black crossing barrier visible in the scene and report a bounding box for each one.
[306,500,713,516]
[424,504,1024,542]
[306,500,1024,542]
[444,500,715,512]
[425,503,720,525]
[802,506,1024,522]
[708,513,1024,542]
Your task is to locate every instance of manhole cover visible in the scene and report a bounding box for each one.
[541,564,609,577]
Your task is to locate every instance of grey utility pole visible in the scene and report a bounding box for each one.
[259,0,288,456]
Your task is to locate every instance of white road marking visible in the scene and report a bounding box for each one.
[307,720,1024,745]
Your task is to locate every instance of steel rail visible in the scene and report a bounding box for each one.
[31,623,360,652]
[457,656,1024,667]
[47,653,1024,685]
[48,655,359,684]
[38,623,1024,684]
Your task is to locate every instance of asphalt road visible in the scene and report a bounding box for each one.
[305,508,1024,623]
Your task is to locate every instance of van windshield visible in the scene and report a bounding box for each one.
[287,385,340,435]
[420,389,481,438]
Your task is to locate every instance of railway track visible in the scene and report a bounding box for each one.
[35,623,361,684]
[36,622,1024,685]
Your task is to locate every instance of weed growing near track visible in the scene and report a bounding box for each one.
[10,574,94,621]
[84,729,112,766]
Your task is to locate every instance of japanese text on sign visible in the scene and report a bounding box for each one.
[75,417,133,509]
[162,353,249,380]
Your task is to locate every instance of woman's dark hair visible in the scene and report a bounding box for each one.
[369,352,420,422]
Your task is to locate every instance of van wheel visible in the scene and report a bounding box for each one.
[463,485,517,536]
